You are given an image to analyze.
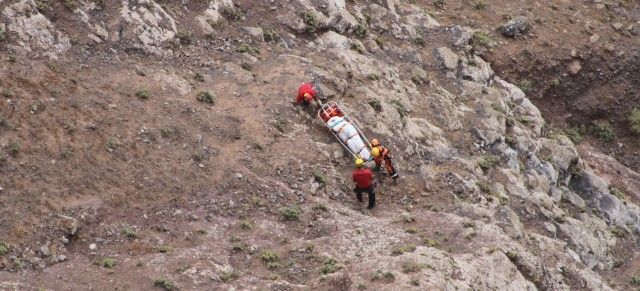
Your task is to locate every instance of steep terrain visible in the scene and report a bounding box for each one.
[0,0,639,290]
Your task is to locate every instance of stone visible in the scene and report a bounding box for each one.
[501,16,531,37]
[119,0,178,54]
[567,60,582,75]
[434,47,459,71]
[589,34,600,43]
[57,215,79,236]
[89,243,97,251]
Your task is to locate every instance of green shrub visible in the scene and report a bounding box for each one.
[122,227,137,238]
[313,170,327,186]
[518,80,532,94]
[505,250,518,262]
[390,244,416,256]
[0,27,5,41]
[157,245,172,253]
[592,120,614,141]
[263,27,280,42]
[8,141,19,156]
[631,276,640,285]
[473,0,486,9]
[320,257,342,274]
[351,42,365,54]
[153,278,177,291]
[240,220,254,230]
[196,91,215,104]
[629,108,640,134]
[194,73,205,82]
[472,31,491,46]
[236,44,259,55]
[478,155,500,172]
[401,261,423,273]
[260,250,279,263]
[135,89,149,100]
[64,0,77,10]
[354,24,367,38]
[0,241,8,255]
[411,37,426,46]
[423,238,439,247]
[563,127,583,144]
[302,11,318,29]
[280,206,301,221]
[98,258,117,268]
[220,270,237,282]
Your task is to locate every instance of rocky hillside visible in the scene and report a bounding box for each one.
[0,0,639,290]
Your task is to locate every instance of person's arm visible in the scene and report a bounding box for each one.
[352,171,357,182]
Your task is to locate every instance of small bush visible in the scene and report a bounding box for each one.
[64,0,77,10]
[313,203,328,211]
[221,7,243,21]
[263,27,280,42]
[478,155,500,172]
[0,27,5,42]
[351,42,365,54]
[629,108,640,134]
[280,206,301,221]
[8,141,19,156]
[196,91,215,104]
[153,278,177,291]
[610,187,625,200]
[473,0,486,9]
[136,89,149,100]
[410,278,420,286]
[176,31,193,45]
[302,11,318,29]
[405,227,418,234]
[411,37,426,46]
[505,250,518,262]
[390,100,408,119]
[518,80,532,94]
[401,261,423,273]
[320,257,342,275]
[157,245,172,253]
[423,238,439,247]
[472,31,491,46]
[260,250,279,263]
[220,270,237,282]
[194,73,205,82]
[231,243,245,252]
[563,127,584,144]
[374,37,384,48]
[122,227,137,238]
[240,220,254,230]
[313,170,327,186]
[0,241,8,255]
[592,120,614,141]
[236,44,260,55]
[611,226,627,238]
[391,244,416,256]
[240,62,253,71]
[98,258,117,268]
[631,276,640,285]
[354,24,367,38]
[372,269,395,282]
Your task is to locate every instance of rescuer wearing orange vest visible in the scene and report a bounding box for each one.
[352,158,376,209]
[370,139,399,181]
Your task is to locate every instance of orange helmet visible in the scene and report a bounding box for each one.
[371,139,380,147]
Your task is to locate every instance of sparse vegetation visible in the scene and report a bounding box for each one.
[196,91,215,104]
[260,250,279,263]
[313,169,327,186]
[263,27,279,42]
[157,245,172,253]
[320,257,342,275]
[0,241,8,255]
[423,238,439,247]
[351,42,365,54]
[518,80,532,94]
[8,141,20,156]
[391,244,416,256]
[411,37,426,46]
[374,37,384,48]
[122,227,137,238]
[0,27,5,42]
[240,220,254,230]
[64,0,77,10]
[280,206,301,221]
[628,108,640,134]
[194,72,205,82]
[478,155,500,172]
[220,269,237,282]
[372,269,395,282]
[221,7,243,21]
[313,203,328,211]
[473,0,486,9]
[472,31,492,46]
[135,89,150,100]
[152,278,177,291]
[405,227,418,234]
[354,24,367,38]
[401,260,423,273]
[592,120,614,141]
[410,278,420,286]
[391,100,408,119]
[631,276,640,285]
[610,187,625,201]
[505,250,518,262]
[611,226,627,238]
[302,11,318,30]
[98,258,117,269]
[563,126,584,144]
[176,31,193,45]
[236,44,260,55]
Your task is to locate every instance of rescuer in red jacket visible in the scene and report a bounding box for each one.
[352,158,376,209]
[295,83,318,106]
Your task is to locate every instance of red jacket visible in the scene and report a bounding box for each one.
[352,168,374,189]
[296,83,316,103]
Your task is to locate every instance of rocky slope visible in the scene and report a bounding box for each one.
[0,0,639,290]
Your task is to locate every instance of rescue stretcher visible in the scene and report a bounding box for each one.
[318,101,373,160]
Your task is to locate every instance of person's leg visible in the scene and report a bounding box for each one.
[385,157,399,179]
[354,187,363,202]
[367,187,376,209]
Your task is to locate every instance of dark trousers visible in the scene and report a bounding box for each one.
[354,186,376,209]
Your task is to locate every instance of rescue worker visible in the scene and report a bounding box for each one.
[370,139,399,181]
[352,158,376,209]
[295,83,319,106]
